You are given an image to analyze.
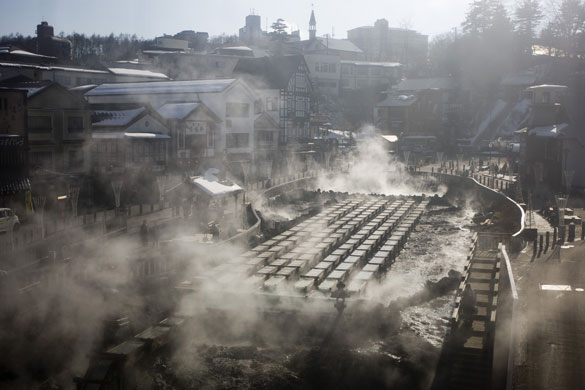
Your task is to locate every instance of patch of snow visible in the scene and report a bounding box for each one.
[157,102,200,120]
[108,67,169,79]
[529,123,568,138]
[191,175,243,196]
[85,79,236,96]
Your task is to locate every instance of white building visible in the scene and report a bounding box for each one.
[85,79,279,182]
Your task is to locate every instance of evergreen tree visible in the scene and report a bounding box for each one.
[547,0,585,57]
[514,0,543,42]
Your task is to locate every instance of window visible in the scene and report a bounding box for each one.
[256,130,274,144]
[341,64,353,75]
[207,127,214,147]
[226,133,249,148]
[31,151,53,168]
[266,97,278,111]
[55,75,72,86]
[315,63,337,73]
[226,102,249,118]
[318,81,337,88]
[29,116,52,132]
[356,66,368,76]
[178,128,185,148]
[254,99,263,114]
[67,116,84,133]
[371,67,381,76]
[68,149,84,168]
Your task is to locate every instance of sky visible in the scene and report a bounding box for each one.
[0,0,478,40]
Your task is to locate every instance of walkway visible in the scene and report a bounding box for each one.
[512,239,585,389]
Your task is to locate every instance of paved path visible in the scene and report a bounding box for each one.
[512,240,585,389]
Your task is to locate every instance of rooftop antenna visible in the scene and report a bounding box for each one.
[332,26,335,38]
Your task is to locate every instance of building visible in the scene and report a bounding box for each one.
[347,19,428,72]
[0,88,30,216]
[340,60,401,91]
[173,30,209,51]
[284,10,365,61]
[374,77,461,135]
[233,55,313,144]
[142,52,244,81]
[153,36,190,52]
[34,21,72,60]
[1,81,93,215]
[304,54,341,96]
[156,102,221,171]
[90,106,171,206]
[91,107,171,174]
[515,85,575,202]
[84,78,278,183]
[0,62,169,88]
[239,14,266,46]
[0,45,57,64]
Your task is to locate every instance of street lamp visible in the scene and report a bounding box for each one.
[156,175,168,207]
[403,150,411,169]
[68,185,80,218]
[111,179,123,214]
[436,151,444,172]
[555,194,568,227]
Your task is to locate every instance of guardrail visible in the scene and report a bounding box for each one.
[222,171,321,247]
[497,244,518,390]
[0,203,174,260]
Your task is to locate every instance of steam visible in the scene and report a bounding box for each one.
[317,125,441,196]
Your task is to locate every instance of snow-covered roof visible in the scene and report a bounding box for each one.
[381,135,399,143]
[341,60,402,68]
[107,67,169,79]
[322,129,354,142]
[501,73,536,86]
[527,123,569,138]
[156,102,200,120]
[395,77,456,91]
[222,46,253,51]
[143,50,187,55]
[85,79,236,96]
[527,84,568,91]
[315,37,363,53]
[377,94,417,107]
[92,131,170,139]
[0,47,56,59]
[4,84,50,97]
[0,61,108,74]
[191,176,243,196]
[93,107,146,127]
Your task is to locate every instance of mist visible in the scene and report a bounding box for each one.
[318,125,442,196]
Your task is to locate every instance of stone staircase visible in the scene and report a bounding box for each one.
[432,236,501,390]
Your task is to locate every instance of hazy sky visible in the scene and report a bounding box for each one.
[1,0,477,40]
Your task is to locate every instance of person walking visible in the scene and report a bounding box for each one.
[460,284,477,327]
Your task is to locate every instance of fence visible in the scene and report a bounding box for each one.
[0,202,173,260]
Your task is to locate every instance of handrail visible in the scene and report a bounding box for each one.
[467,174,525,238]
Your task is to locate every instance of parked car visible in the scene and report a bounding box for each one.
[0,208,20,233]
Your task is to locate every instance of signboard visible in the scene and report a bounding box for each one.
[185,121,208,135]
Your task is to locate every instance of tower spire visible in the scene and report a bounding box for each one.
[309,9,317,40]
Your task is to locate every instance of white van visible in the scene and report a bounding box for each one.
[0,208,20,233]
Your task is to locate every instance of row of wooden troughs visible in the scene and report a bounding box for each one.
[202,196,430,298]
